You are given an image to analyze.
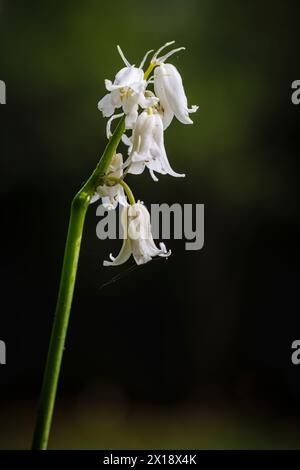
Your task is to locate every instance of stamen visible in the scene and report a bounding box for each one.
[117,45,131,67]
[151,41,175,62]
[157,47,185,64]
[139,49,154,69]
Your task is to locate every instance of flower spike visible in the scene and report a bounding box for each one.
[97,41,198,262]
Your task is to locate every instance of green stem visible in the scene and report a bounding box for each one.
[32,116,125,450]
[119,180,135,205]
[106,176,136,206]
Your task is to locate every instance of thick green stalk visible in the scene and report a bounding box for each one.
[31,193,88,450]
[32,116,125,450]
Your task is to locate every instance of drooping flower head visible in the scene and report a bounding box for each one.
[154,63,198,129]
[125,110,185,181]
[104,202,171,266]
[149,41,199,129]
[98,46,158,129]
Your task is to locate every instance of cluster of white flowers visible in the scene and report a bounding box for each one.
[94,41,198,266]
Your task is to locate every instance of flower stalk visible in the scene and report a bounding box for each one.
[32,41,197,450]
[31,116,125,450]
[106,176,136,205]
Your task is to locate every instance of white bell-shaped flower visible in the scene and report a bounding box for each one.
[125,110,185,181]
[90,153,127,210]
[104,202,170,266]
[154,63,198,129]
[98,46,157,129]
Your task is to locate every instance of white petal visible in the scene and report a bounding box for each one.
[154,147,185,178]
[104,79,114,91]
[111,89,122,108]
[117,187,129,207]
[101,196,118,210]
[114,67,144,89]
[109,153,124,177]
[129,203,171,264]
[124,103,139,129]
[131,241,152,265]
[149,169,159,181]
[131,149,149,163]
[189,105,199,113]
[103,207,131,266]
[151,113,185,177]
[103,238,131,265]
[121,133,132,149]
[138,93,159,109]
[154,63,197,125]
[113,202,170,266]
[160,106,174,130]
[127,161,145,175]
[153,70,174,129]
[98,93,115,117]
[127,111,185,179]
[90,193,100,204]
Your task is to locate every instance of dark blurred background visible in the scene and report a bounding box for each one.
[1,0,300,449]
